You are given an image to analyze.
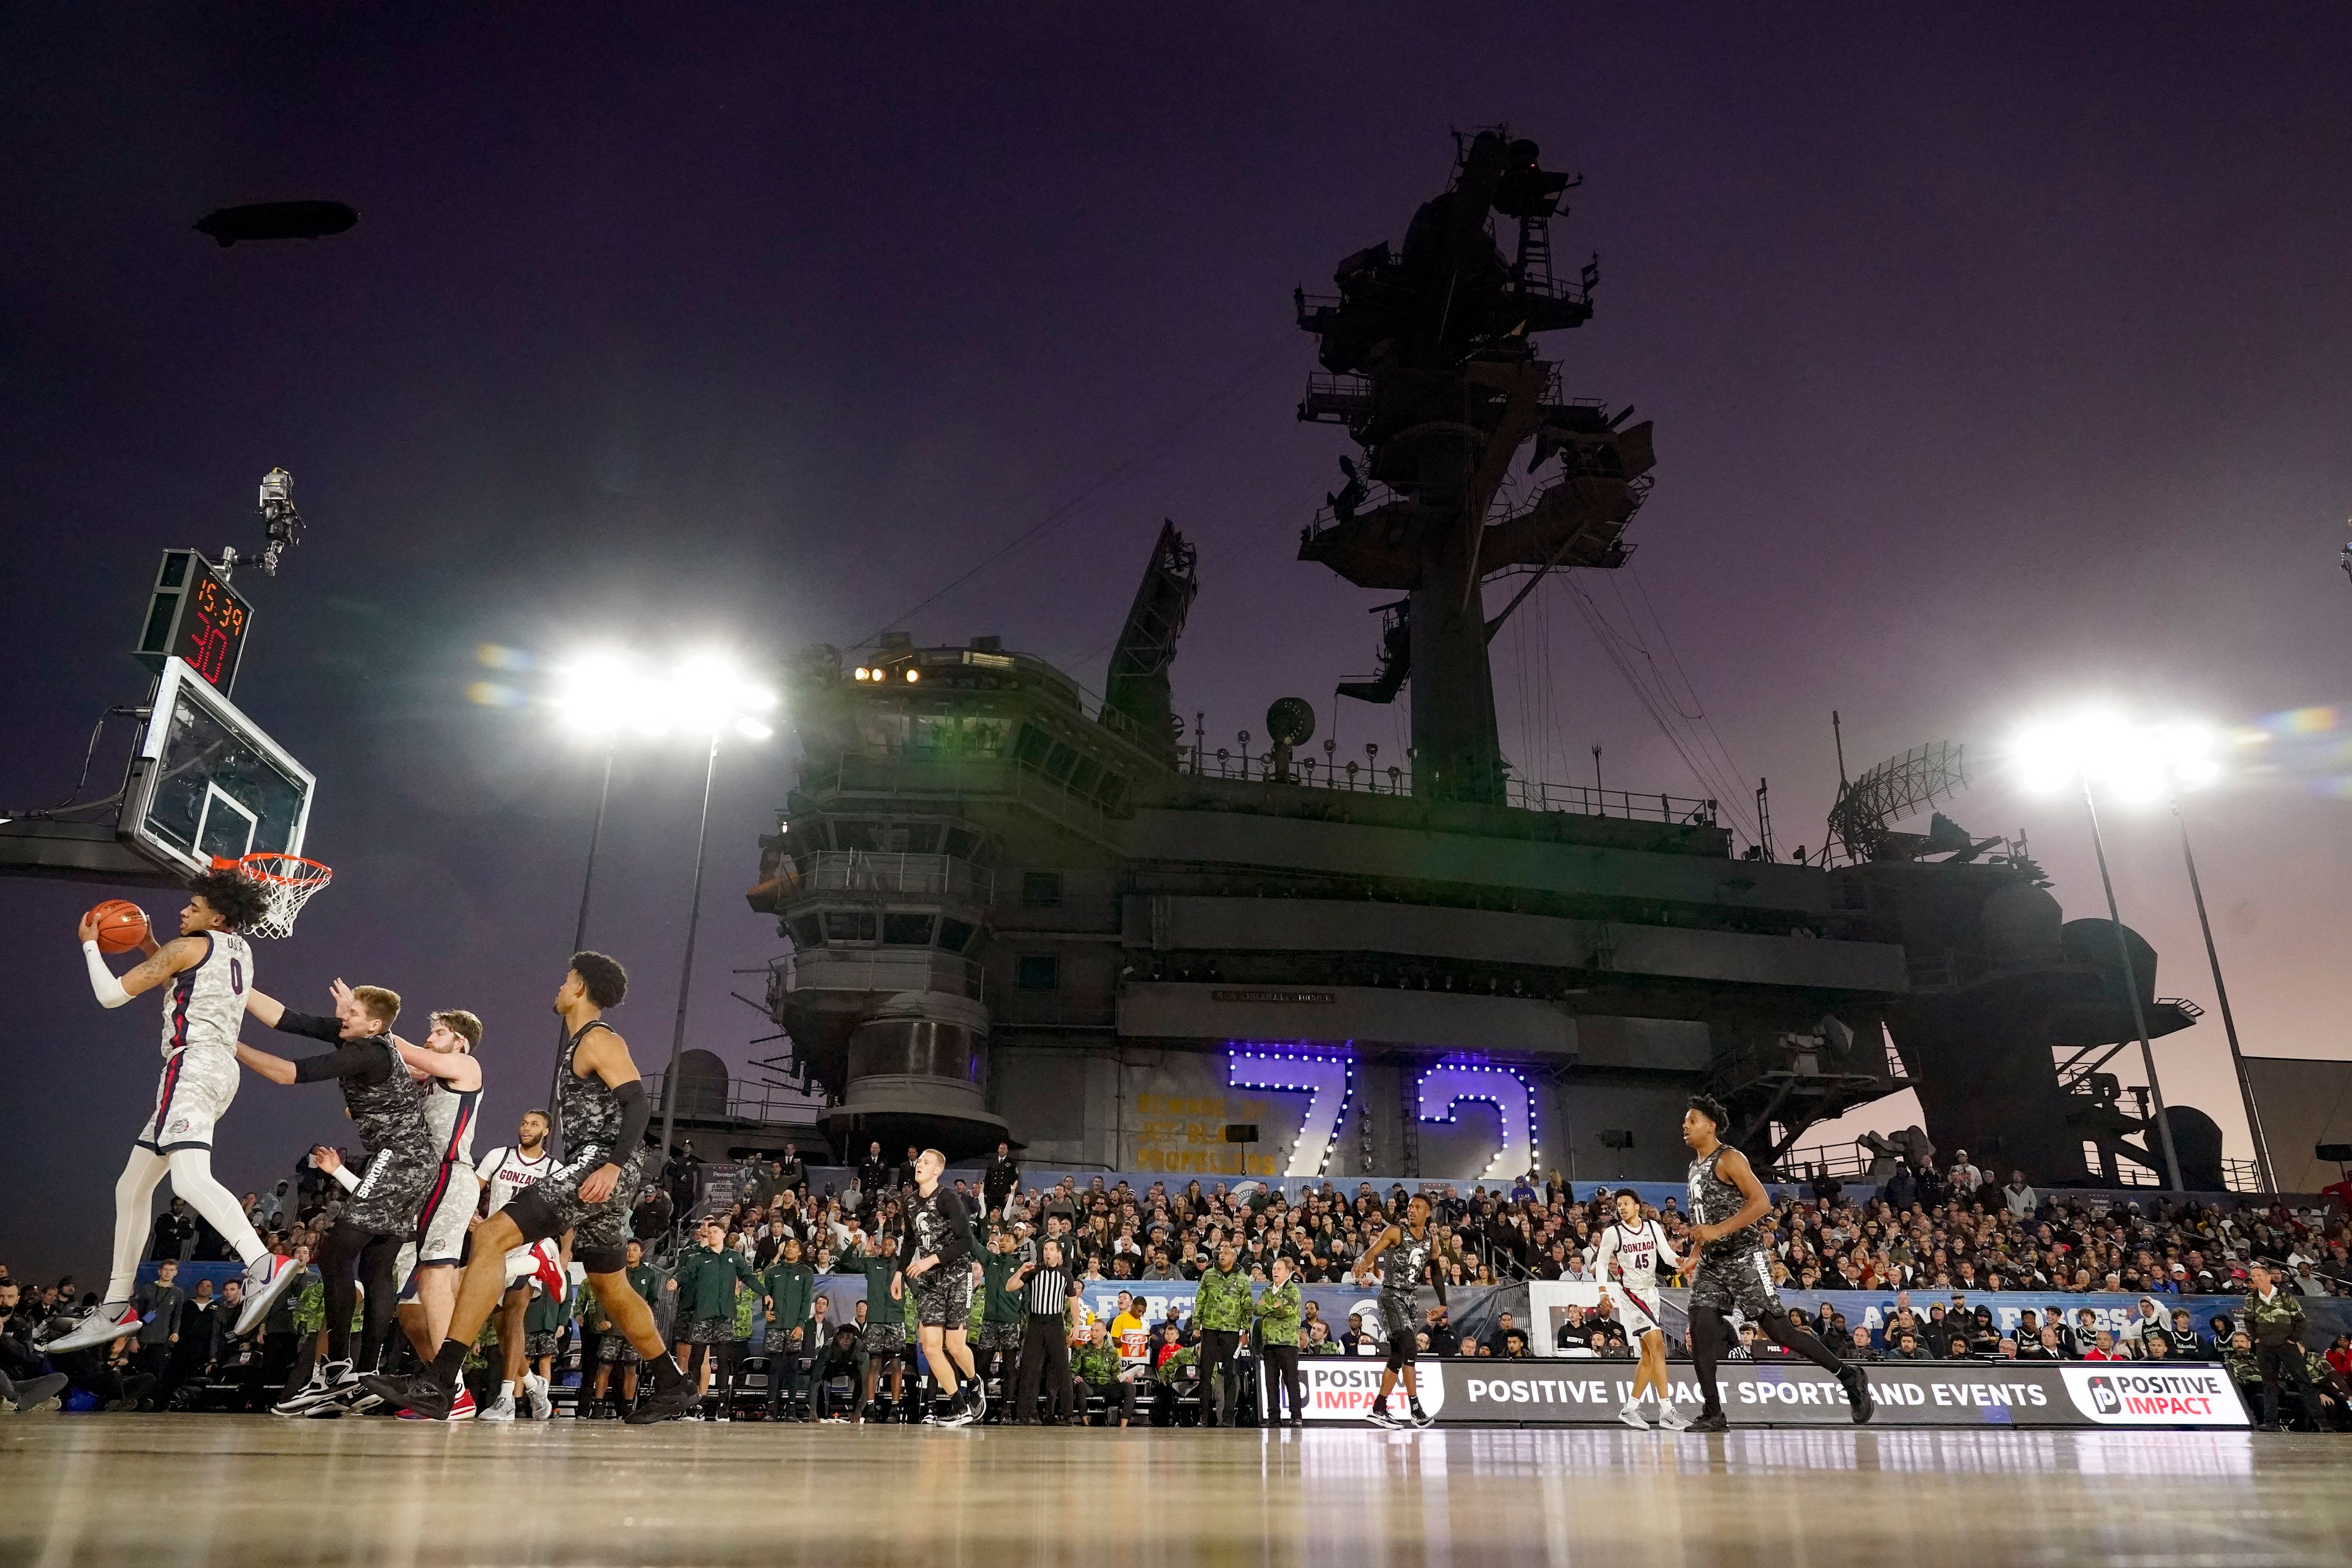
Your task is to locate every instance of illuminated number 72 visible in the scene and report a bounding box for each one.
[1226,1046,1354,1178]
[1415,1060,1534,1182]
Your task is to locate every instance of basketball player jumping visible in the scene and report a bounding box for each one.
[361,952,698,1424]
[51,870,303,1354]
[1681,1095,1872,1431]
[1593,1187,1691,1431]
[896,1148,982,1426]
[238,979,469,1415]
[307,1008,486,1419]
[1351,1193,1442,1428]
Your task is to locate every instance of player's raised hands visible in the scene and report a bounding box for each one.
[311,1145,342,1174]
[328,976,355,1012]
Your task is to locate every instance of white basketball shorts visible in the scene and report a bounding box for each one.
[136,1047,238,1153]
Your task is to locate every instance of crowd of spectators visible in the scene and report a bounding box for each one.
[6,1134,2347,1429]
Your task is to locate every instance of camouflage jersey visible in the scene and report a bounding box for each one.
[557,1020,624,1161]
[1381,1224,1436,1298]
[342,1033,429,1159]
[1687,1145,1760,1261]
[1194,1266,1253,1332]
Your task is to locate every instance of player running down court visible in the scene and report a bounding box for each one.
[363,952,698,1424]
[1681,1094,1872,1431]
[1352,1193,1442,1428]
[50,871,302,1354]
[897,1149,983,1426]
[472,1110,564,1421]
[1593,1187,1691,1430]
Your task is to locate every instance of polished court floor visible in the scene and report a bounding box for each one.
[2,1415,2343,1567]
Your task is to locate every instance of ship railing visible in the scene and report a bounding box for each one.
[783,947,987,1005]
[1175,745,1716,826]
[1298,372,1375,424]
[792,850,993,906]
[642,1071,826,1127]
[1305,479,1403,539]
[1770,1142,1877,1183]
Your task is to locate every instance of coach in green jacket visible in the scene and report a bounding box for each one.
[1195,1243,1252,1427]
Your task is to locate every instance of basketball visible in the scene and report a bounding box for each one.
[86,899,149,954]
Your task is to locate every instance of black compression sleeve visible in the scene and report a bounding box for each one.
[610,1078,651,1155]
[274,1008,344,1044]
[290,1039,393,1085]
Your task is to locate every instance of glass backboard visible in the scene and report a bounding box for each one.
[124,657,314,875]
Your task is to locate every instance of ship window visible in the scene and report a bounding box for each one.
[1016,955,1060,991]
[882,911,936,946]
[1043,742,1080,783]
[1065,757,1102,797]
[823,910,878,943]
[1021,872,1063,908]
[786,915,822,950]
[938,917,978,953]
[1014,725,1052,767]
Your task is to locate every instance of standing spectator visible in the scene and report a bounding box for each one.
[134,1259,185,1388]
[2244,1264,2321,1430]
[972,1229,1027,1419]
[164,1279,216,1400]
[149,1199,194,1263]
[857,1142,890,1211]
[1252,1254,1306,1426]
[1883,1163,1918,1211]
[1949,1150,1984,1199]
[776,1142,807,1196]
[2002,1171,2038,1220]
[673,1217,758,1412]
[984,1142,1021,1222]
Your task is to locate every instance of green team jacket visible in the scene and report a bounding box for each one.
[675,1243,759,1322]
[525,1284,572,1336]
[763,1261,816,1337]
[1195,1267,1252,1333]
[981,1256,1025,1325]
[1072,1341,1122,1387]
[1251,1280,1302,1346]
[2243,1287,2306,1348]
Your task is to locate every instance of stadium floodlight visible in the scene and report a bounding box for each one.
[666,652,777,739]
[552,651,670,739]
[2007,706,2201,1191]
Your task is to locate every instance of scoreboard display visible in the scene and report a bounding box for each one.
[135,549,252,693]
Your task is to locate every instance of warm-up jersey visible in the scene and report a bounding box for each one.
[475,1145,550,1216]
[157,930,253,1061]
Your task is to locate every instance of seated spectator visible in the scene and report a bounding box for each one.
[1302,1321,1338,1356]
[1849,1326,1879,1362]
[2082,1331,2121,1361]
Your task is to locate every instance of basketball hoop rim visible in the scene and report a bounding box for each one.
[212,850,334,886]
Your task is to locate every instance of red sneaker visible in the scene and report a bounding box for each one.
[447,1386,478,1422]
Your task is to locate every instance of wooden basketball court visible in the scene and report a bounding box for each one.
[4,1416,2343,1565]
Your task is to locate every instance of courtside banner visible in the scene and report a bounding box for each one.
[1302,1358,2248,1428]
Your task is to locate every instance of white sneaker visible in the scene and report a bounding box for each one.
[1618,1400,1650,1431]
[43,1301,142,1355]
[273,1360,353,1418]
[1654,1403,1692,1432]
[1365,1404,1401,1429]
[523,1373,552,1421]
[233,1254,302,1339]
[478,1389,517,1423]
[307,1365,368,1418]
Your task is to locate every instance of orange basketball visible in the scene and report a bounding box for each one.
[88,899,150,954]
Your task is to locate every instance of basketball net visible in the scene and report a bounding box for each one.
[214,851,333,940]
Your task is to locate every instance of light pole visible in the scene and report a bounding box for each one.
[652,655,776,1163]
[2073,773,2185,1193]
[545,741,616,1127]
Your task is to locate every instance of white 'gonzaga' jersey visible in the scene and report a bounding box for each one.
[1594,1219,1675,1286]
[474,1145,549,1215]
[159,930,252,1061]
[421,1082,481,1167]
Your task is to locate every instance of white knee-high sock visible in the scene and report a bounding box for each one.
[108,1148,171,1303]
[165,1148,268,1268]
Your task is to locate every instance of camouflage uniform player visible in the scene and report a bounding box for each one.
[1352,1194,1442,1427]
[1681,1093,1872,1431]
[363,952,698,1423]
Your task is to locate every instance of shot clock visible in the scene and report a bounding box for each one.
[135,549,253,694]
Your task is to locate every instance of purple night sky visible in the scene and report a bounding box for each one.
[4,5,2349,1275]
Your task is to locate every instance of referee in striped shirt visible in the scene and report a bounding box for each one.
[1010,1239,1081,1424]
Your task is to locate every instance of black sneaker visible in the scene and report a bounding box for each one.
[1365,1403,1401,1429]
[1841,1366,1875,1425]
[1686,1410,1729,1433]
[626,1378,702,1425]
[360,1371,451,1421]
[1408,1403,1434,1428]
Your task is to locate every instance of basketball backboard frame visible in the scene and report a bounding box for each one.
[0,655,314,888]
[123,655,315,876]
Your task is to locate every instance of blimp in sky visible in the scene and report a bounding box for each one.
[193,200,360,247]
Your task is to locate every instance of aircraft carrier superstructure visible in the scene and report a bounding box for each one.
[745,132,2214,1188]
